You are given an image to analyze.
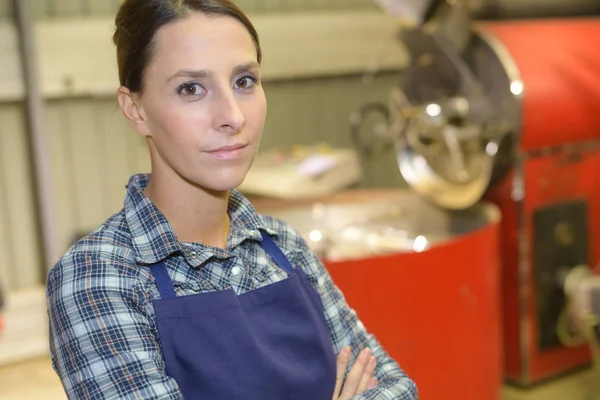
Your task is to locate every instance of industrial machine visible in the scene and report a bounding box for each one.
[357,0,600,387]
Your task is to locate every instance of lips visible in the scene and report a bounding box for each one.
[205,143,248,160]
[208,144,246,152]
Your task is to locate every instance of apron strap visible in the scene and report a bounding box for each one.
[259,231,294,275]
[150,262,177,299]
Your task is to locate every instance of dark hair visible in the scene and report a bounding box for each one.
[113,0,262,93]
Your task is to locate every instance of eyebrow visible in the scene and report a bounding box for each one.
[167,61,260,82]
[167,69,210,82]
[231,61,260,78]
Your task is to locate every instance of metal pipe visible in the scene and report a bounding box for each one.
[13,0,61,273]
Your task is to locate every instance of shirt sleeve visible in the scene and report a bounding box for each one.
[47,251,182,400]
[294,239,419,400]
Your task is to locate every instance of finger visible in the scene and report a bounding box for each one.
[356,356,377,394]
[339,348,371,399]
[332,347,351,400]
[367,377,378,390]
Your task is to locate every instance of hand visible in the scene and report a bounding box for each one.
[332,347,378,400]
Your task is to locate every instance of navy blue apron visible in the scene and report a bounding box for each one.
[150,231,337,399]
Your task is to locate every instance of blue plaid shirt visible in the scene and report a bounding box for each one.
[47,174,417,400]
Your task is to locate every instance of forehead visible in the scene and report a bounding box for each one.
[150,12,257,70]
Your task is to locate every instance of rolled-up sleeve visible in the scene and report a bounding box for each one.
[295,241,419,400]
[47,252,182,400]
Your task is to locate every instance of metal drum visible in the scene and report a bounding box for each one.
[253,190,502,400]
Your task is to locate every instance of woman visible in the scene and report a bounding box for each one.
[47,1,417,399]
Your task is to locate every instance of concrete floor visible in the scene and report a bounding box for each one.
[503,370,598,400]
[0,358,65,400]
[0,357,598,400]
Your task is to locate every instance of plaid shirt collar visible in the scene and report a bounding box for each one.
[124,174,275,266]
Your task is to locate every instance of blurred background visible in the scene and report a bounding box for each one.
[1,0,600,399]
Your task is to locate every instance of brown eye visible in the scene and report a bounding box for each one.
[179,82,203,97]
[234,76,257,90]
[184,84,198,95]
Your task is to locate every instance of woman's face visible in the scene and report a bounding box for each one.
[126,12,266,192]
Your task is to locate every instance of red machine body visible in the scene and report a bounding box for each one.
[325,217,501,400]
[482,19,600,385]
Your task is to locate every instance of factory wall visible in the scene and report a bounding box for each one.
[0,104,41,292]
[0,0,405,295]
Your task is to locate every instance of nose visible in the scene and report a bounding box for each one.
[212,89,245,134]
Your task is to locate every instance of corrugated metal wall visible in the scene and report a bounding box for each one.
[0,0,378,19]
[0,1,8,19]
[0,0,403,292]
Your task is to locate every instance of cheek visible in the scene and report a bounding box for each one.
[148,100,210,142]
[243,92,267,132]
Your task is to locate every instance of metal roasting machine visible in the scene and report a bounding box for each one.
[353,0,600,388]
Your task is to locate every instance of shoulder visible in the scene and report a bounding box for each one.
[258,213,310,253]
[230,190,310,252]
[229,190,323,275]
[46,210,143,300]
[257,213,329,286]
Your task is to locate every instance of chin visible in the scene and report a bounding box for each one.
[194,170,249,193]
[183,153,257,193]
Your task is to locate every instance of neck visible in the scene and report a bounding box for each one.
[144,163,230,249]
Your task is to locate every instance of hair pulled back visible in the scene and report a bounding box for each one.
[113,0,262,92]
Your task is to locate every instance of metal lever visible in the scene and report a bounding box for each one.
[349,102,394,156]
[442,125,470,183]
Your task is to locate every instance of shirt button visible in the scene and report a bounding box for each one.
[188,251,199,259]
[231,266,242,276]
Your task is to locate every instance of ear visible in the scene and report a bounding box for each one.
[117,86,152,137]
